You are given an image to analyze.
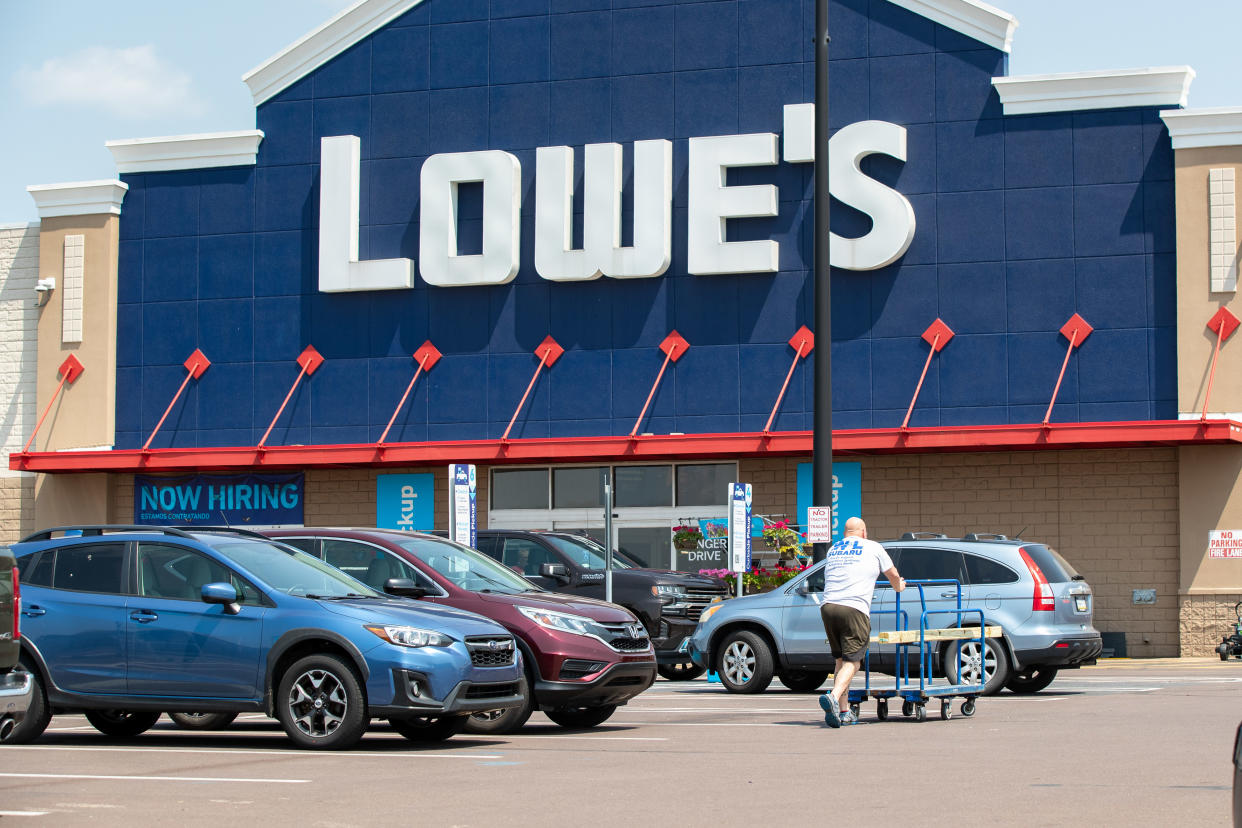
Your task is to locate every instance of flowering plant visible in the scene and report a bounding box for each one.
[699,565,808,594]
[672,524,704,550]
[761,520,805,562]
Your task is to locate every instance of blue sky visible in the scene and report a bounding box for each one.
[2,0,1240,223]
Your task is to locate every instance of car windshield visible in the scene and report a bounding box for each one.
[542,534,633,571]
[395,536,539,595]
[203,537,383,599]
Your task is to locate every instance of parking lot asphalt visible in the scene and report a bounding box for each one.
[0,658,1237,827]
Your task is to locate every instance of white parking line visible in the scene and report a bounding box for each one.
[518,735,666,741]
[0,772,306,784]
[0,812,49,817]
[3,745,504,760]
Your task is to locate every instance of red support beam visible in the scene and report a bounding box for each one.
[1043,314,1093,426]
[22,355,84,454]
[378,341,441,445]
[259,345,323,448]
[631,331,689,437]
[1201,307,1240,421]
[143,350,210,451]
[902,319,953,430]
[502,336,563,442]
[764,326,814,433]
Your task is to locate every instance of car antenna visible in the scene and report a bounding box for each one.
[1013,526,1027,540]
[219,510,231,528]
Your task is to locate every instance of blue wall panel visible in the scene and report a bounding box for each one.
[112,0,1179,450]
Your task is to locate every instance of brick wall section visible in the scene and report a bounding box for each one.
[1180,594,1242,656]
[0,224,40,541]
[742,448,1181,658]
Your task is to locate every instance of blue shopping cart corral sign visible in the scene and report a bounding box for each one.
[135,473,304,526]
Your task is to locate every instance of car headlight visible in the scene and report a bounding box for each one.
[364,624,454,648]
[698,603,725,624]
[517,606,600,636]
[652,584,688,598]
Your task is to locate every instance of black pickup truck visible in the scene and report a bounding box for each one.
[472,529,730,680]
[0,544,33,740]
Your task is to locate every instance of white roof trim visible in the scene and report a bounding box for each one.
[992,66,1195,116]
[1159,108,1242,150]
[243,0,425,106]
[887,0,1016,53]
[27,181,129,219]
[106,131,265,174]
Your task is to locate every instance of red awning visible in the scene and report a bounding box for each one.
[10,419,1241,474]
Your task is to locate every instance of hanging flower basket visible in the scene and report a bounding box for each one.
[672,524,704,551]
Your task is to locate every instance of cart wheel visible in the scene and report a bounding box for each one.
[902,701,914,718]
[915,704,927,723]
[941,700,952,721]
[961,698,977,717]
[849,703,860,718]
[876,700,889,721]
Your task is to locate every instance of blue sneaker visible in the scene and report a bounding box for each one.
[819,693,840,728]
[839,709,858,726]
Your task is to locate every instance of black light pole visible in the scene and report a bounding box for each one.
[811,0,832,563]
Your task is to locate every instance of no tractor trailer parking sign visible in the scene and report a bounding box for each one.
[1208,530,1242,558]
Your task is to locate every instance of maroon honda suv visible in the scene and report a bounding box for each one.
[263,528,656,733]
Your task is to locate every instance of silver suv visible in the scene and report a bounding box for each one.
[685,533,1102,696]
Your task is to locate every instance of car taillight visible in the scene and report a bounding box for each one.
[1019,547,1055,612]
[10,565,18,642]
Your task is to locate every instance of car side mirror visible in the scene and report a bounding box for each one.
[201,582,240,615]
[795,582,809,596]
[540,563,568,580]
[384,578,427,598]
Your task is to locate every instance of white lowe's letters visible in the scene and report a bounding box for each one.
[686,133,780,275]
[535,140,672,281]
[419,150,521,287]
[318,135,414,292]
[828,120,916,271]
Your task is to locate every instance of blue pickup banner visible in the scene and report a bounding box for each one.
[135,473,304,526]
[796,462,862,543]
[376,473,434,531]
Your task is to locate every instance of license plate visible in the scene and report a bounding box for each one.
[1074,596,1088,612]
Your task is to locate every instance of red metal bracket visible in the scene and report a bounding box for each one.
[378,341,441,445]
[22,355,84,454]
[631,331,690,437]
[259,345,323,448]
[902,319,954,429]
[502,336,563,441]
[143,349,211,451]
[1043,314,1093,426]
[763,326,814,434]
[1201,307,1240,421]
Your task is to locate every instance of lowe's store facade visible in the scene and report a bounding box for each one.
[8,0,1242,657]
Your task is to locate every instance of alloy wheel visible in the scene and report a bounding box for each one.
[723,640,756,685]
[287,668,348,739]
[953,640,996,686]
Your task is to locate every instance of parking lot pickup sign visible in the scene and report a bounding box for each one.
[1209,530,1242,558]
[728,483,752,583]
[448,464,477,548]
[807,507,833,543]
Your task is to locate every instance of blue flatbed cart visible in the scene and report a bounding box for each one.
[847,579,997,722]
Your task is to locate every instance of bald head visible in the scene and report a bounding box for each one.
[843,517,867,538]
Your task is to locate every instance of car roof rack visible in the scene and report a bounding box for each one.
[184,526,274,541]
[21,525,199,543]
[899,532,948,540]
[962,532,1009,541]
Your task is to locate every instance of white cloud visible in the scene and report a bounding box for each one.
[15,45,204,119]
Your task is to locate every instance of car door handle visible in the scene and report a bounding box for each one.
[22,605,45,617]
[940,591,959,598]
[129,611,158,623]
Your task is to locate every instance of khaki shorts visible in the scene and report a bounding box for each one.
[820,602,870,663]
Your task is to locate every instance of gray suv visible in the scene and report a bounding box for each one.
[685,533,1101,696]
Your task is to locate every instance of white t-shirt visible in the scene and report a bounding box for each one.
[820,535,894,616]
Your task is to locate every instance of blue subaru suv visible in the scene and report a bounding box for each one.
[1,526,524,749]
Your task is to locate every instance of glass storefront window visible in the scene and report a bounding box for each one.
[675,463,737,507]
[491,468,549,510]
[614,465,672,507]
[552,467,607,508]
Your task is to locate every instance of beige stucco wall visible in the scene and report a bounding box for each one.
[1174,147,1242,415]
[35,474,110,530]
[33,214,119,452]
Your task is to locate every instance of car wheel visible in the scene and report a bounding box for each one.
[463,674,533,735]
[941,636,1011,696]
[1,661,50,744]
[717,630,774,694]
[388,715,469,742]
[544,704,617,729]
[167,712,239,730]
[84,710,161,738]
[778,669,829,693]
[1005,666,1059,694]
[276,654,367,750]
[657,662,706,681]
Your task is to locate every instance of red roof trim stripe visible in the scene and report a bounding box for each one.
[11,420,1241,474]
